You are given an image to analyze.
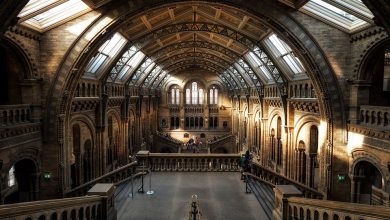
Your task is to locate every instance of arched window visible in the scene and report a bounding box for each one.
[185,82,204,105]
[192,82,198,104]
[186,89,190,104]
[8,165,15,187]
[171,88,175,104]
[209,86,218,104]
[199,89,204,104]
[170,87,180,105]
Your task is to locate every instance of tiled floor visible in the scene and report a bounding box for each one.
[115,172,267,220]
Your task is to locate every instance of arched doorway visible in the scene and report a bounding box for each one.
[352,161,383,204]
[4,159,38,204]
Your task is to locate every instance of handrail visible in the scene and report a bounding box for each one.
[155,131,183,144]
[242,172,275,188]
[0,195,102,219]
[286,196,390,219]
[114,171,147,186]
[251,161,323,199]
[207,133,233,144]
[66,161,138,197]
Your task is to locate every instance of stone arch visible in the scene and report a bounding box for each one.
[3,158,39,204]
[294,115,322,153]
[350,155,386,204]
[3,33,38,78]
[355,32,389,80]
[349,150,387,184]
[268,109,284,130]
[44,0,345,196]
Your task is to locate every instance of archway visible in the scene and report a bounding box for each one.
[352,161,383,204]
[4,159,38,204]
[0,39,29,105]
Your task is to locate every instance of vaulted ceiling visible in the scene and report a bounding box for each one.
[10,0,381,93]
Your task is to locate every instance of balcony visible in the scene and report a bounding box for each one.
[359,105,390,129]
[0,104,41,148]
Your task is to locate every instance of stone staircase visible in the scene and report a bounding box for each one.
[207,133,236,153]
[152,131,183,153]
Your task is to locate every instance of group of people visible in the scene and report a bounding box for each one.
[184,137,204,153]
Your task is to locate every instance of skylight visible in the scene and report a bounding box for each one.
[117,51,145,80]
[301,0,373,33]
[85,33,127,76]
[18,0,92,32]
[247,52,272,80]
[265,34,305,76]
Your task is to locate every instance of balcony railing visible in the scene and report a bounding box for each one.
[139,153,240,172]
[0,182,117,220]
[0,196,102,220]
[0,104,32,126]
[284,196,390,220]
[360,105,390,129]
[66,161,142,197]
[251,161,323,199]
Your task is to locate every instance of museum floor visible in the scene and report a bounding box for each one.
[115,172,267,220]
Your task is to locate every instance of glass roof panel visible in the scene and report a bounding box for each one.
[18,0,60,18]
[311,0,358,21]
[268,34,289,55]
[265,33,306,76]
[85,32,127,76]
[21,0,91,31]
[247,52,272,80]
[302,0,372,32]
[118,51,145,80]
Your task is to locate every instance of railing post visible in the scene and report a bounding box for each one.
[136,150,150,170]
[273,185,303,220]
[87,183,117,220]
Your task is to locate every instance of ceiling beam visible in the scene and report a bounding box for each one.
[215,7,222,19]
[168,7,175,21]
[140,15,152,31]
[227,39,233,47]
[156,39,163,47]
[238,15,250,30]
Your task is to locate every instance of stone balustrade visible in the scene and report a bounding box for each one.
[371,185,390,206]
[66,161,139,197]
[0,104,32,126]
[284,196,390,220]
[360,105,390,129]
[251,161,323,199]
[273,185,390,220]
[0,196,102,220]
[0,183,116,220]
[184,106,204,114]
[137,152,240,172]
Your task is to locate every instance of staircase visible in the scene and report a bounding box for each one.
[244,173,275,220]
[152,131,183,153]
[207,133,236,153]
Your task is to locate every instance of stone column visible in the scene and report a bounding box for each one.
[88,183,116,220]
[273,185,303,220]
